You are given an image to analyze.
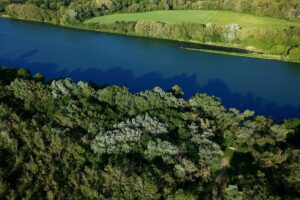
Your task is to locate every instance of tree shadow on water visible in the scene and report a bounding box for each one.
[1,53,299,121]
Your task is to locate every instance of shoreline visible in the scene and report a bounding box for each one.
[1,15,299,63]
[182,48,287,62]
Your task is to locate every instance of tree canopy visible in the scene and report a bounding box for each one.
[0,67,299,199]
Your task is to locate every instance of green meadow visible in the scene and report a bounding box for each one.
[85,10,300,29]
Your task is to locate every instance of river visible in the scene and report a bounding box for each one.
[1,18,300,120]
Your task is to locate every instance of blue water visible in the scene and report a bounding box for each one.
[1,18,300,120]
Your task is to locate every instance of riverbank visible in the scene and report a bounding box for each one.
[63,24,300,63]
[1,14,299,63]
[183,48,288,62]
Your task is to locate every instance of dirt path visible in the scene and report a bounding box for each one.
[212,157,230,200]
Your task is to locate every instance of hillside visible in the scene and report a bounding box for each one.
[85,10,300,29]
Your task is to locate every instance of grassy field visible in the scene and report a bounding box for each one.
[85,10,300,29]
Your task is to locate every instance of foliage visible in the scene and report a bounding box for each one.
[5,3,56,22]
[91,114,168,154]
[2,1,300,34]
[4,0,300,21]
[0,67,299,199]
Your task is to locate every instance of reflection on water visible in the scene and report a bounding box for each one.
[0,18,300,120]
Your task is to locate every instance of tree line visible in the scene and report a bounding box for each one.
[1,0,300,21]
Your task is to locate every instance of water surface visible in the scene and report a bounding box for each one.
[1,18,300,120]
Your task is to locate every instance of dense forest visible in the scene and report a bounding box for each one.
[0,66,299,199]
[1,0,300,62]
